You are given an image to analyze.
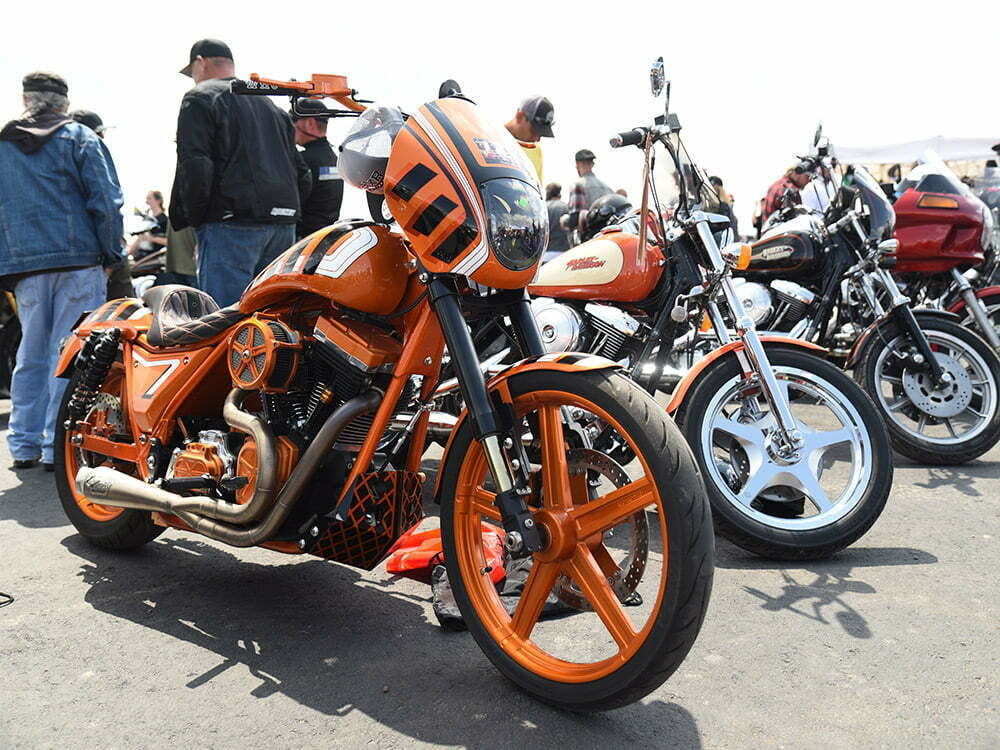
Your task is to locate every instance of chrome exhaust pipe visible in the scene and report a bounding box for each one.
[390,410,459,437]
[75,390,382,548]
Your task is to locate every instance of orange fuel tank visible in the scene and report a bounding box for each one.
[529,229,661,303]
[240,222,411,315]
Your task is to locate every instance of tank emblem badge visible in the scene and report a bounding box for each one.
[760,245,794,260]
[565,256,606,271]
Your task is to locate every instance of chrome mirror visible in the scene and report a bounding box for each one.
[650,57,665,97]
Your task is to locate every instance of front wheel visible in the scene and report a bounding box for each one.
[857,316,1000,464]
[678,348,892,560]
[438,369,714,711]
[956,292,1000,352]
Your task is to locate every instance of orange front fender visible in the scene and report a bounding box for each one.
[665,336,827,415]
[433,352,620,501]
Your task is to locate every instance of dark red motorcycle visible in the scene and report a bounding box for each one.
[891,154,1000,351]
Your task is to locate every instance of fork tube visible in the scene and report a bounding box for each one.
[693,218,799,440]
[951,267,1000,350]
[507,290,546,357]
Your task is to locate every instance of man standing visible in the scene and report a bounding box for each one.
[564,149,612,240]
[544,183,571,260]
[761,166,810,224]
[291,99,343,239]
[0,72,123,470]
[504,96,555,184]
[169,39,312,306]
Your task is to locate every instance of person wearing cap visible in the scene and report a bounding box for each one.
[0,72,124,470]
[761,166,811,224]
[291,99,343,239]
[70,110,108,139]
[504,96,554,184]
[170,39,312,306]
[564,149,612,241]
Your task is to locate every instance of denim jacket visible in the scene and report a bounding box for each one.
[0,120,124,278]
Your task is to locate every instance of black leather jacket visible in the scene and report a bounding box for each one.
[170,77,312,230]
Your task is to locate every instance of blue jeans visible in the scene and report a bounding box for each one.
[195,222,297,307]
[7,266,107,464]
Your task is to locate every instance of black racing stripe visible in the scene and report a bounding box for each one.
[411,195,458,237]
[302,229,348,275]
[116,303,139,320]
[95,303,117,322]
[432,223,478,263]
[279,242,308,274]
[391,163,436,202]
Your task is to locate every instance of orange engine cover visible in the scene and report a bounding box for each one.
[235,436,298,505]
[528,229,661,303]
[240,223,411,315]
[171,443,226,484]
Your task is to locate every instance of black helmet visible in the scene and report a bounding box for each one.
[583,194,632,241]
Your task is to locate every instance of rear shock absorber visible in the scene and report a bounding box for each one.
[65,328,122,426]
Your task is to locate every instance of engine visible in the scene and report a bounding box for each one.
[733,279,816,331]
[531,298,646,362]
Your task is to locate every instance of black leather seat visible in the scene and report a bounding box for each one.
[141,285,244,348]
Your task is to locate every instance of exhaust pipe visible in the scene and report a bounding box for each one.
[76,390,382,547]
[390,410,459,438]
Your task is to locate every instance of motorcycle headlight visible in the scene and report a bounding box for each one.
[481,178,548,271]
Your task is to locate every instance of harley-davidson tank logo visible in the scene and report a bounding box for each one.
[760,245,795,260]
[565,256,606,271]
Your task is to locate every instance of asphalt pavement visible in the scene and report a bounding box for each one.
[0,397,997,749]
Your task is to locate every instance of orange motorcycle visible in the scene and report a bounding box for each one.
[55,73,713,711]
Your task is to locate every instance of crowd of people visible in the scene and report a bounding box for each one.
[0,37,733,471]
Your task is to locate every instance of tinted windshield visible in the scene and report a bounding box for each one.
[655,132,720,215]
[851,166,895,240]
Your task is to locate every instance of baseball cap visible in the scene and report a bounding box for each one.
[70,110,107,134]
[519,95,554,138]
[180,39,233,77]
[575,149,596,162]
[290,98,334,121]
[22,72,68,96]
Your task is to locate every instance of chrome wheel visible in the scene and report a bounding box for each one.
[700,366,872,531]
[873,330,997,444]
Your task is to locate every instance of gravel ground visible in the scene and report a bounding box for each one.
[0,397,997,749]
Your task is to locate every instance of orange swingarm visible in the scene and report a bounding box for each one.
[249,73,366,112]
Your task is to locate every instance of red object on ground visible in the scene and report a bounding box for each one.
[386,521,506,585]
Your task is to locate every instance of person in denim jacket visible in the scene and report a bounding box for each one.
[0,72,123,470]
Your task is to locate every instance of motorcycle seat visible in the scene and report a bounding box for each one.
[141,285,244,348]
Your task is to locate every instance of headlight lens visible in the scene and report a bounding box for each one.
[481,178,548,271]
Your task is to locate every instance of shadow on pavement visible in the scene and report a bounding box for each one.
[906,462,999,498]
[714,542,938,639]
[61,534,703,747]
[0,467,67,530]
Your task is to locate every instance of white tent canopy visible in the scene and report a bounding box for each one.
[837,137,999,165]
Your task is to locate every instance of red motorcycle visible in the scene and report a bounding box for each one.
[891,153,1000,351]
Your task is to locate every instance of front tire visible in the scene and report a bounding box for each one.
[679,348,891,560]
[857,316,1000,465]
[439,369,714,711]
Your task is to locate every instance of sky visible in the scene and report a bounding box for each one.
[3,1,998,233]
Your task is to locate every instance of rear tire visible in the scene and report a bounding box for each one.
[55,368,162,550]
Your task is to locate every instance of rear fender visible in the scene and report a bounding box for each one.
[54,298,151,378]
[432,353,620,502]
[665,336,827,416]
[946,285,1000,313]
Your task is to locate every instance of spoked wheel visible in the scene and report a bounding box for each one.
[679,348,892,560]
[55,367,162,549]
[439,369,713,712]
[858,317,1000,464]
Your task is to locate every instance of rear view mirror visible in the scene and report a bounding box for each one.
[650,57,665,97]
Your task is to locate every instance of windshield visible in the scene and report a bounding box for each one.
[896,150,977,200]
[654,132,721,217]
[850,166,895,240]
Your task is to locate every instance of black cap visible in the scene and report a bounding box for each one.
[70,110,106,134]
[575,149,596,162]
[290,98,333,121]
[180,39,233,77]
[22,71,68,97]
[519,95,554,138]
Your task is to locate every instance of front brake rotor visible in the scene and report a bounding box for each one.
[551,448,649,611]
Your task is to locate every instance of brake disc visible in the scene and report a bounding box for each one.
[551,448,649,611]
[902,354,972,418]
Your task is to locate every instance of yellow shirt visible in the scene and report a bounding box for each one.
[519,141,543,184]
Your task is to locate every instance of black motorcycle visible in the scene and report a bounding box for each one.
[737,165,1000,464]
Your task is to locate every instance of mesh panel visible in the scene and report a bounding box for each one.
[236,327,249,346]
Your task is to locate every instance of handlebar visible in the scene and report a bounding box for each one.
[610,128,647,148]
[231,73,366,113]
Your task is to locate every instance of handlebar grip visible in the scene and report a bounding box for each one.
[610,128,646,148]
[231,79,303,97]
